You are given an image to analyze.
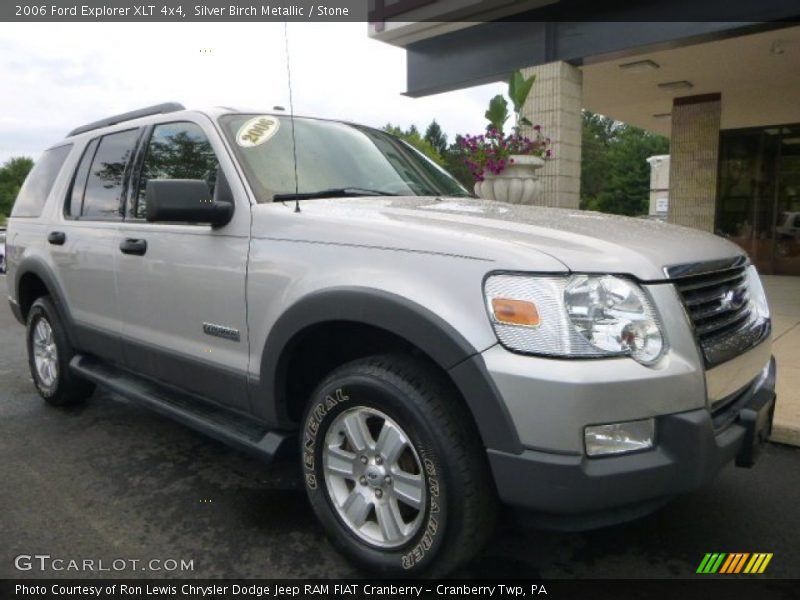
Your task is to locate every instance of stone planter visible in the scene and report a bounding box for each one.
[474,155,544,204]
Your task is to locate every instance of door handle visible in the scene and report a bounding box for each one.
[119,238,148,256]
[47,231,66,245]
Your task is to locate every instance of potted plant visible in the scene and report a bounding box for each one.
[462,70,552,203]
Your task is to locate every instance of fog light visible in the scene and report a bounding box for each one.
[585,419,655,457]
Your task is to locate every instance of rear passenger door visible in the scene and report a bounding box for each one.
[114,119,252,411]
[55,128,142,363]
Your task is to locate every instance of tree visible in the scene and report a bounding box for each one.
[580,111,615,206]
[0,156,35,217]
[424,120,448,156]
[442,135,474,190]
[383,123,445,165]
[580,111,669,216]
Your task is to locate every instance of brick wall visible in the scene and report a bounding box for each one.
[668,94,722,231]
[520,61,583,209]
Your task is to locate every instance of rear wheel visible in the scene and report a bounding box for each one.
[26,296,94,406]
[300,354,497,575]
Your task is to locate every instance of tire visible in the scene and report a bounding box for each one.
[300,354,497,576]
[26,296,94,406]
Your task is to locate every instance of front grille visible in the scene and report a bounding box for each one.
[675,266,751,340]
[668,257,766,367]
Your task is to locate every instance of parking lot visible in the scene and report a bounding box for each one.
[1,273,798,579]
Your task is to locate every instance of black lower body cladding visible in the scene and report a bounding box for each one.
[487,358,777,528]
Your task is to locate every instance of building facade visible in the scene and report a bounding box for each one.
[369,2,800,275]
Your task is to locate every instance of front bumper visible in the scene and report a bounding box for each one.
[488,357,776,519]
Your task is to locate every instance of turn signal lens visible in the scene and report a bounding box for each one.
[491,298,540,327]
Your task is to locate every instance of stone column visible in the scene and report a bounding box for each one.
[519,61,583,209]
[667,93,722,232]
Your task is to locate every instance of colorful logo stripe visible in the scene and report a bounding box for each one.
[697,553,773,574]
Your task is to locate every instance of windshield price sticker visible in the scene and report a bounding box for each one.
[236,116,280,147]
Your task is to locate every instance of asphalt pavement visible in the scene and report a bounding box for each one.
[0,274,798,579]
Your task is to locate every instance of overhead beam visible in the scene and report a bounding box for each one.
[404,0,800,96]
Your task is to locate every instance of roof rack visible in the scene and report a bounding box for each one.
[66,102,185,137]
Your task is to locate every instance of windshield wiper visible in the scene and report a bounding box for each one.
[273,187,398,202]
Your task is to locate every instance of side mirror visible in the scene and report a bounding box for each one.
[145,179,233,226]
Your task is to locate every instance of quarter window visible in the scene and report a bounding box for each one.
[82,129,140,220]
[135,122,219,219]
[11,144,73,218]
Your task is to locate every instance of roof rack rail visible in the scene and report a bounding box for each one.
[66,102,185,137]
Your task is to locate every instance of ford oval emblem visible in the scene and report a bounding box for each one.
[722,288,747,311]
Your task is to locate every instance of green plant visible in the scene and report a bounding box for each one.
[485,70,536,136]
[464,69,551,182]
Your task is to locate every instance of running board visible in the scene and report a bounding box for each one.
[70,354,293,463]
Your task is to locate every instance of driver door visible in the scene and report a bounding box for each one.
[114,118,253,411]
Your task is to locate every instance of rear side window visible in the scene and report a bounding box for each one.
[66,138,99,218]
[10,144,72,218]
[81,129,139,220]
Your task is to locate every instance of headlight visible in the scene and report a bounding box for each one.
[484,273,666,365]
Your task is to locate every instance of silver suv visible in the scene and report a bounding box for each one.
[5,103,776,575]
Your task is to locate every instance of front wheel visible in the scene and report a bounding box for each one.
[300,354,497,576]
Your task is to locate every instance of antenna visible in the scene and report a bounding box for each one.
[283,22,301,213]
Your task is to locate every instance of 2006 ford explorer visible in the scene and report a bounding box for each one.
[5,103,776,575]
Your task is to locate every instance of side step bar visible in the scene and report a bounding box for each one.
[70,355,293,463]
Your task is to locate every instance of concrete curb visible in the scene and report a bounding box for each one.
[771,424,800,447]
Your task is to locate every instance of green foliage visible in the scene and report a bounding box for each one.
[383,123,445,165]
[483,70,537,136]
[485,95,509,134]
[580,111,669,216]
[384,123,474,189]
[0,156,35,217]
[508,71,536,134]
[509,71,535,114]
[424,120,448,157]
[444,135,477,189]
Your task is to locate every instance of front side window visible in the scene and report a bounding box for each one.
[11,144,73,218]
[82,129,140,220]
[134,122,219,219]
[218,114,469,203]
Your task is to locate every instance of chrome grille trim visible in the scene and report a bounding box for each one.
[663,255,748,279]
[668,257,769,367]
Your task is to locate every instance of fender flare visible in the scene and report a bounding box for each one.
[258,287,523,454]
[13,257,76,344]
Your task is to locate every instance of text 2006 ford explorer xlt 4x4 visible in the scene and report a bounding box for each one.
[6,103,776,575]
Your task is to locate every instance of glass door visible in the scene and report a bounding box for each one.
[717,124,800,275]
[773,127,800,276]
[716,128,779,273]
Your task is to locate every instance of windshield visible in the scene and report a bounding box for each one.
[219,114,470,202]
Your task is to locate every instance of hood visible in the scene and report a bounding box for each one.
[258,196,745,281]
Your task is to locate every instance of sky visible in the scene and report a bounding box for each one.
[0,22,506,164]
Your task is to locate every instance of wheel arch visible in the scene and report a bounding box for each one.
[14,258,73,334]
[256,287,522,454]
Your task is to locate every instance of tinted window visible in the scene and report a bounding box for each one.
[135,122,219,219]
[82,129,139,220]
[10,145,72,218]
[66,138,99,218]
